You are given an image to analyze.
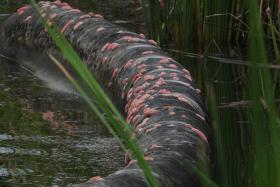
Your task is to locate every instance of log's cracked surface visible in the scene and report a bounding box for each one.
[0,1,210,186]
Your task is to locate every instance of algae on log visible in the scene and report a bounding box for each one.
[0,1,210,187]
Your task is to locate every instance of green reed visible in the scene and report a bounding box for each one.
[142,0,280,187]
[141,1,280,53]
[248,0,280,186]
[29,1,159,187]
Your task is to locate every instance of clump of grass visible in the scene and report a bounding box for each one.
[248,1,280,186]
[142,0,280,187]
[141,1,280,55]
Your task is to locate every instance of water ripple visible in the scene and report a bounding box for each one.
[0,134,13,141]
[0,147,14,154]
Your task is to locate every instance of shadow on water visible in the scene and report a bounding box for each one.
[0,0,144,186]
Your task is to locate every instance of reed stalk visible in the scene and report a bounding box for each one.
[143,0,280,186]
[29,1,159,186]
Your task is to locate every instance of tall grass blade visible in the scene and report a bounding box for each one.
[248,1,280,186]
[29,1,159,186]
[142,1,280,187]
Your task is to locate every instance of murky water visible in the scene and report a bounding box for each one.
[0,0,143,186]
[0,60,125,186]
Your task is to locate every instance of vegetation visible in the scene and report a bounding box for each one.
[1,0,280,186]
[141,0,280,187]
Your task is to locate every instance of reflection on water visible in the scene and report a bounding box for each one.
[0,59,123,186]
[0,0,143,186]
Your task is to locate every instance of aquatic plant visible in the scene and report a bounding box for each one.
[141,0,280,53]
[141,0,280,186]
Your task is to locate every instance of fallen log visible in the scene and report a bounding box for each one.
[0,1,210,186]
